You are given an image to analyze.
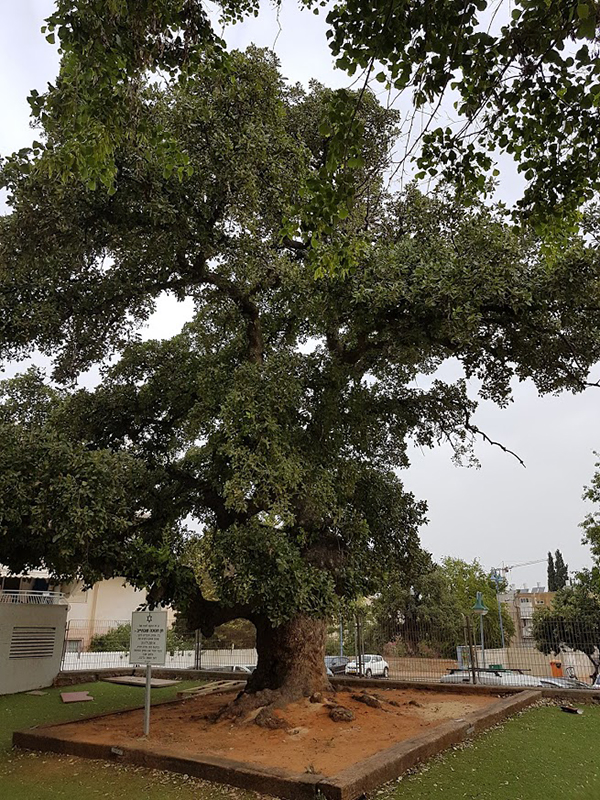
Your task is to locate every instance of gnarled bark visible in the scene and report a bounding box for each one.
[178,584,331,716]
[218,614,331,721]
[247,614,329,698]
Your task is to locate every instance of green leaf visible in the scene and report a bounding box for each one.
[347,156,364,169]
[577,3,590,18]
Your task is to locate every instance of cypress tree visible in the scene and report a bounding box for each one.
[554,550,569,589]
[547,552,557,591]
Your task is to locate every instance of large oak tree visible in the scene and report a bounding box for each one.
[2,50,600,709]
[23,0,600,230]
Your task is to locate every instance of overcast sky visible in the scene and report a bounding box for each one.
[2,1,599,591]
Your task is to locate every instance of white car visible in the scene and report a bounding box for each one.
[345,654,389,678]
[440,668,540,688]
[205,664,256,674]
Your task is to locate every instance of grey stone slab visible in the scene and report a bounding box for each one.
[60,691,93,703]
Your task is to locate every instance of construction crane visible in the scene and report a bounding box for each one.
[496,558,547,576]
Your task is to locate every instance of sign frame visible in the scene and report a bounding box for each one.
[129,610,168,667]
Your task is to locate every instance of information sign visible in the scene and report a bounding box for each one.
[129,610,167,666]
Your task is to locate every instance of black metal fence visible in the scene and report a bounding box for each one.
[60,615,600,689]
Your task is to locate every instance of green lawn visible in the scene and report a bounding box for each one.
[2,685,598,800]
[0,679,257,800]
[380,703,600,800]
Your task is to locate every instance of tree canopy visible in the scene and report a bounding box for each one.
[547,551,557,591]
[581,455,600,562]
[15,0,600,236]
[2,49,600,701]
[535,474,600,682]
[369,556,515,657]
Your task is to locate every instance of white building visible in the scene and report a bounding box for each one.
[0,568,175,652]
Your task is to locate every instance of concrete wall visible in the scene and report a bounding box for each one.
[0,603,68,695]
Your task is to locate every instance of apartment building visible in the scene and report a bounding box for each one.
[498,585,556,644]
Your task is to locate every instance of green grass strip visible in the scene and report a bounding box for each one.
[380,704,600,800]
[0,679,255,799]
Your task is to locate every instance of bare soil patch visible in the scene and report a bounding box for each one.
[48,686,498,777]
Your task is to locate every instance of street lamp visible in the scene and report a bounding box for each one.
[471,591,489,669]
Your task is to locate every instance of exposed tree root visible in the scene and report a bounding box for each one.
[255,707,291,729]
[216,688,281,723]
[352,693,382,708]
[329,705,355,722]
[216,682,337,728]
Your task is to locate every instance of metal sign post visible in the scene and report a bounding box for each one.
[129,610,167,736]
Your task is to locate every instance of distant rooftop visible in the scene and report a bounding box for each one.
[515,585,548,594]
[499,584,552,597]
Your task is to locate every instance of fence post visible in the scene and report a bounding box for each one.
[356,614,365,677]
[61,620,71,670]
[463,614,477,685]
[194,629,202,670]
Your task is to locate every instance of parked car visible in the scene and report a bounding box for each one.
[538,676,594,690]
[440,668,540,687]
[325,656,351,675]
[440,668,595,689]
[202,664,256,674]
[345,654,389,678]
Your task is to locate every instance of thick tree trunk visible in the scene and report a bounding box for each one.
[180,587,331,717]
[245,614,329,700]
[217,614,330,720]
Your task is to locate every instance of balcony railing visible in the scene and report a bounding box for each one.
[0,590,67,605]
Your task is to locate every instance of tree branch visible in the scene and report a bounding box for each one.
[281,236,308,253]
[185,591,257,637]
[178,251,264,364]
[159,463,263,529]
[464,414,526,468]
[147,568,256,637]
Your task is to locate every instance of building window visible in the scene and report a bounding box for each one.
[65,639,83,654]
